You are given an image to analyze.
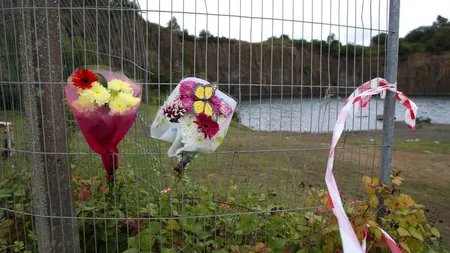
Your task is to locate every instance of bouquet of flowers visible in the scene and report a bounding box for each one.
[150,77,237,173]
[65,67,142,181]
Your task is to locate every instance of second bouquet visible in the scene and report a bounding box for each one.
[151,77,237,172]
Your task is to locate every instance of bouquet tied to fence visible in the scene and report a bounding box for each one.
[65,66,142,181]
[150,77,237,173]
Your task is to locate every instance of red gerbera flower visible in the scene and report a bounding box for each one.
[72,69,99,90]
[194,113,220,139]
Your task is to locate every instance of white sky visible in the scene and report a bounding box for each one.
[137,0,450,45]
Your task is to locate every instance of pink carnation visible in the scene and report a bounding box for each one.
[180,97,193,112]
[210,95,222,114]
[219,101,232,117]
[179,80,197,98]
[210,95,222,106]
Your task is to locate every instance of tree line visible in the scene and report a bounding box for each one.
[167,15,450,57]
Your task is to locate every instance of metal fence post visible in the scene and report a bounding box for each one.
[380,0,400,187]
[18,0,80,251]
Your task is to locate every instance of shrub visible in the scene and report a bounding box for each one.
[1,166,446,253]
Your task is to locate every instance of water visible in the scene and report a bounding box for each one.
[238,96,450,133]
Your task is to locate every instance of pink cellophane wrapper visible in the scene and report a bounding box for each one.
[65,69,142,181]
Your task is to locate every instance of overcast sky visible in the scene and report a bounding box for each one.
[137,0,450,45]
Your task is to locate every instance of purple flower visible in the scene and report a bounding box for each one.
[180,97,193,112]
[209,95,222,114]
[179,80,197,98]
[210,95,222,106]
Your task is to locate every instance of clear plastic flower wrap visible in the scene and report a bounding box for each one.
[150,77,237,172]
[65,66,142,181]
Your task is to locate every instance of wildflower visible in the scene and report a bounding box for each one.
[72,69,99,90]
[161,188,172,193]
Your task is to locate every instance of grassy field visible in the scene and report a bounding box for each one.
[1,103,449,249]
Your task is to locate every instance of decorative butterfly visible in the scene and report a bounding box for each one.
[192,82,218,121]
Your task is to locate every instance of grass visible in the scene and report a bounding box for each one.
[393,140,450,152]
[1,104,450,249]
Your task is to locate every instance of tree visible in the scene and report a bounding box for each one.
[280,34,290,40]
[371,33,387,46]
[433,15,449,27]
[110,0,140,9]
[167,17,181,34]
[199,29,212,38]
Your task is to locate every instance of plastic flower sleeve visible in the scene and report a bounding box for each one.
[65,66,142,181]
[150,77,237,171]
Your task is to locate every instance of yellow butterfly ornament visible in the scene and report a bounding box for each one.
[192,82,218,122]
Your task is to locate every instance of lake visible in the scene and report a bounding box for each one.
[237,96,450,133]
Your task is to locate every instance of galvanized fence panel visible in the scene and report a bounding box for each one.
[0,0,397,252]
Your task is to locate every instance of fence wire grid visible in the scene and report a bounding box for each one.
[0,0,399,252]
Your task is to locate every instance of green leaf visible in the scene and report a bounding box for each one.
[13,189,25,197]
[408,227,424,241]
[96,73,108,88]
[397,227,410,237]
[127,237,137,248]
[136,231,153,250]
[0,189,11,198]
[81,205,96,211]
[274,239,286,249]
[238,214,257,232]
[430,227,441,238]
[322,223,338,235]
[373,228,382,240]
[147,221,161,235]
[161,248,177,253]
[165,220,181,231]
[122,249,139,253]
[369,194,379,207]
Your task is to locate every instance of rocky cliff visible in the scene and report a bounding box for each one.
[3,6,450,98]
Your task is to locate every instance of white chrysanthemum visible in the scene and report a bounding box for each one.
[179,115,203,145]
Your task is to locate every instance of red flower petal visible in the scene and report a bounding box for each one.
[72,69,99,90]
[194,113,220,139]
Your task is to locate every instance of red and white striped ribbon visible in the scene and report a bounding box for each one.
[325,78,418,253]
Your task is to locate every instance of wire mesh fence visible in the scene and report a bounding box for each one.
[0,0,399,252]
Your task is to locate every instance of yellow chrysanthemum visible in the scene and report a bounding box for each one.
[109,96,128,115]
[80,82,111,106]
[108,79,133,94]
[117,91,140,107]
[73,95,96,112]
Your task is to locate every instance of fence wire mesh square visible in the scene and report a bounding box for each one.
[0,0,396,252]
